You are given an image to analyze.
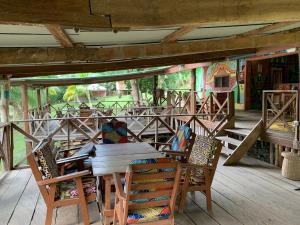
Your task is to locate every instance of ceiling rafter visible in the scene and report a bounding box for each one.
[161,26,196,43]
[45,24,74,48]
[236,21,299,37]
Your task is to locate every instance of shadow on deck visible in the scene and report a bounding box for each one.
[0,156,300,225]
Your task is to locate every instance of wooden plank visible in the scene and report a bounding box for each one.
[55,205,78,225]
[190,193,242,225]
[161,26,196,43]
[215,164,300,224]
[46,24,74,48]
[212,178,287,225]
[0,169,32,224]
[30,195,57,225]
[215,136,242,146]
[0,170,20,199]
[182,197,219,225]
[223,120,263,165]
[1,30,300,65]
[8,175,39,225]
[224,128,251,136]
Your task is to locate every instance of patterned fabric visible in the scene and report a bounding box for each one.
[34,140,59,179]
[189,135,218,166]
[102,120,128,144]
[187,135,218,185]
[58,177,96,200]
[171,125,191,152]
[127,206,170,224]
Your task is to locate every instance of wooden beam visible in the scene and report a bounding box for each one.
[2,49,255,78]
[0,1,300,29]
[0,29,299,65]
[0,0,111,28]
[90,0,300,28]
[161,26,195,43]
[45,24,74,48]
[237,21,299,37]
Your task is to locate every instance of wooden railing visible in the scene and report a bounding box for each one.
[262,90,299,134]
[0,90,235,172]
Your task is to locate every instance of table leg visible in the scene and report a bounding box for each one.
[103,175,113,225]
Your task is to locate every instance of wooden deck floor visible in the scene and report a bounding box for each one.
[1,156,300,225]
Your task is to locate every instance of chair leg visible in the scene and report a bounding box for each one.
[205,188,212,214]
[45,207,53,225]
[79,200,90,225]
[178,190,187,213]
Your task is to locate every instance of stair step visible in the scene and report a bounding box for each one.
[221,147,234,156]
[225,128,251,136]
[216,136,242,146]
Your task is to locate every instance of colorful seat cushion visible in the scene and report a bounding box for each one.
[102,120,128,144]
[171,125,191,152]
[127,206,170,224]
[34,140,59,179]
[58,177,96,200]
[189,135,218,166]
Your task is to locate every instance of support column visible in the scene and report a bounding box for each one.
[0,78,10,123]
[21,84,32,153]
[36,88,42,117]
[202,66,208,98]
[190,69,196,114]
[153,75,158,106]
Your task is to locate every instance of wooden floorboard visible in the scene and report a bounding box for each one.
[1,156,300,225]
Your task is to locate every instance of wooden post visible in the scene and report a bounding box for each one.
[0,79,10,123]
[190,69,196,114]
[269,143,274,165]
[227,91,235,128]
[153,75,158,106]
[262,91,267,128]
[236,59,241,104]
[36,88,42,117]
[209,92,213,121]
[21,84,32,154]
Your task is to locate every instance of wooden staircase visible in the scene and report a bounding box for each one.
[215,119,263,166]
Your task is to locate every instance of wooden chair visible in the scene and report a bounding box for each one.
[27,139,97,225]
[178,135,222,213]
[102,119,128,144]
[154,125,196,163]
[55,141,96,174]
[113,158,181,225]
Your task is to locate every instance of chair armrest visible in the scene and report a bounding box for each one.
[160,150,185,156]
[37,170,90,186]
[113,172,126,200]
[152,142,172,146]
[56,154,89,165]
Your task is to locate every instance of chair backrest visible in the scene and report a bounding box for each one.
[102,119,128,144]
[189,135,222,178]
[27,138,59,202]
[123,158,181,224]
[171,125,192,152]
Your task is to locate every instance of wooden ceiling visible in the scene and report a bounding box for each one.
[0,0,299,77]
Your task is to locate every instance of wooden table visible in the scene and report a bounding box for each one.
[91,142,165,225]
